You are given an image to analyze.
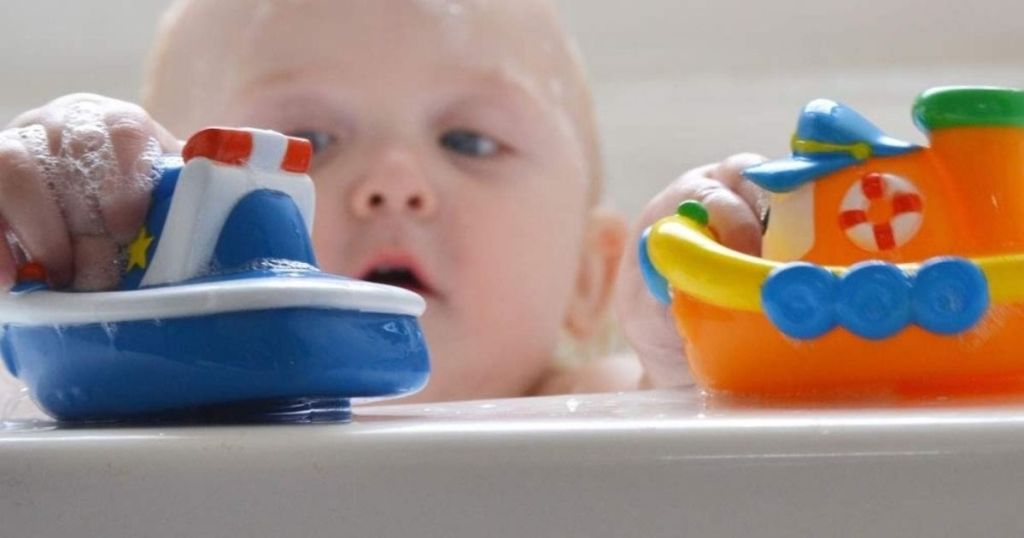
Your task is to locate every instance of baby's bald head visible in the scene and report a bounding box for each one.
[143,0,602,198]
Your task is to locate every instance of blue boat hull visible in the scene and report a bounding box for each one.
[1,307,429,423]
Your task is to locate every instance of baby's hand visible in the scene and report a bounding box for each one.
[0,94,180,290]
[615,154,767,388]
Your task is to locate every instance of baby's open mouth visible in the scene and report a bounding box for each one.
[360,265,432,295]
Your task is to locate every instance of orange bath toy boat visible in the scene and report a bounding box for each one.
[640,86,1024,398]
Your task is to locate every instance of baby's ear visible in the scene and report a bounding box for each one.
[565,207,628,338]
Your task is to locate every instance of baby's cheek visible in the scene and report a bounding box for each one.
[484,209,578,315]
[308,182,350,273]
[451,174,585,303]
[461,209,566,331]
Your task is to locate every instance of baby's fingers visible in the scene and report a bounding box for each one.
[102,101,178,243]
[675,175,763,256]
[71,234,121,291]
[0,131,73,288]
[709,152,768,220]
[0,224,15,290]
[635,156,767,256]
[6,94,180,290]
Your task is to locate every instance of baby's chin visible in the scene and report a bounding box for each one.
[394,377,522,404]
[395,341,550,404]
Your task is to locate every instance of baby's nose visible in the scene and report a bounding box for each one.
[349,150,437,219]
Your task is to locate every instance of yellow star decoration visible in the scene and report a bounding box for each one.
[126,226,154,271]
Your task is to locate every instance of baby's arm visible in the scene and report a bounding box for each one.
[614,154,767,388]
[0,94,180,290]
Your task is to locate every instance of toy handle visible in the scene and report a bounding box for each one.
[638,200,714,305]
[638,227,672,305]
[12,263,49,293]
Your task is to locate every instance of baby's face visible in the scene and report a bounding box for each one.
[149,0,599,401]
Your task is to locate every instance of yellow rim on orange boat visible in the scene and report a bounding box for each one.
[646,214,1024,312]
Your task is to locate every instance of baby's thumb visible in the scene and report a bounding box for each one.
[704,191,763,257]
[682,177,764,257]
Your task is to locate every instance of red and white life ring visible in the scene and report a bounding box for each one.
[838,172,923,252]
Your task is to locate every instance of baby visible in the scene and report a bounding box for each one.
[0,0,763,402]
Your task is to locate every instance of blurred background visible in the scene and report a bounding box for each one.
[0,0,1022,216]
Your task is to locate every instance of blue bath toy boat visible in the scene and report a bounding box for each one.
[0,128,430,423]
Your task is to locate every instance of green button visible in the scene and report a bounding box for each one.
[677,200,709,226]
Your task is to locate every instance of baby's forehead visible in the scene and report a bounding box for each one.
[250,3,567,79]
[161,0,577,99]
[148,0,600,194]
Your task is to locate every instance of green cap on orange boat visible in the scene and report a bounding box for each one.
[913,86,1024,132]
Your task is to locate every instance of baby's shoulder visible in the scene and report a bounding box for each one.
[534,353,645,396]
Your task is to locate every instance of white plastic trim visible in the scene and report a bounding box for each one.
[0,277,425,325]
[140,158,316,287]
[246,128,289,171]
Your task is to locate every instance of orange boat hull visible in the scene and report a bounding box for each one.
[675,294,1024,398]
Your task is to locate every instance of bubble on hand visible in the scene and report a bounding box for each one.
[3,228,27,267]
[135,136,163,191]
[27,101,160,237]
[59,102,116,218]
[11,123,49,158]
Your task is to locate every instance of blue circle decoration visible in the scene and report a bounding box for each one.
[835,261,913,340]
[639,227,672,305]
[911,257,989,335]
[762,262,839,339]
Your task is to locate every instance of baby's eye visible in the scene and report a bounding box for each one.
[286,130,337,154]
[440,129,500,158]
